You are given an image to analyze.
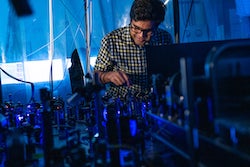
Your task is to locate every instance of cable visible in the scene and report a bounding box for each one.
[181,0,194,42]
[0,67,35,103]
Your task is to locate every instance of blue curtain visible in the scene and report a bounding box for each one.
[0,0,249,105]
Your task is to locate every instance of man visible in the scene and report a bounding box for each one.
[94,0,173,102]
[94,2,173,166]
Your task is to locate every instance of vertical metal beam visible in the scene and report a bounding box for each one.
[84,0,92,80]
[180,57,198,167]
[173,0,180,43]
[49,0,54,98]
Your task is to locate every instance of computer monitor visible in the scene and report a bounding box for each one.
[148,39,250,79]
[145,40,244,79]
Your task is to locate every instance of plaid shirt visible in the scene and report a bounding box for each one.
[94,25,172,101]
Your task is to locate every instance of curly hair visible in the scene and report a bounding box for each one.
[130,0,166,26]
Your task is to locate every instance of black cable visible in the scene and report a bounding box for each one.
[0,67,35,103]
[181,0,194,42]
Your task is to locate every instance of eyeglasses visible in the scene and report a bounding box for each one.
[130,23,154,36]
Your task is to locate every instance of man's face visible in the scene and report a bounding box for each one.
[130,20,154,46]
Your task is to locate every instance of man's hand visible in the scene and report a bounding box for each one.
[99,71,130,86]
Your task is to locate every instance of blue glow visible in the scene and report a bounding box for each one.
[1,59,64,84]
[129,119,137,137]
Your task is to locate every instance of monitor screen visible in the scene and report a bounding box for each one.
[145,39,250,79]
